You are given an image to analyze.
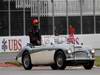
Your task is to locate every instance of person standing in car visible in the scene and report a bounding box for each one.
[29,19,41,45]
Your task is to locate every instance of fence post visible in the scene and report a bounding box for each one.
[80,0,83,34]
[37,0,40,29]
[23,0,26,35]
[51,0,55,35]
[66,0,69,34]
[8,0,11,36]
[93,0,96,34]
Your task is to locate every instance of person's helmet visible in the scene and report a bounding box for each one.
[32,19,39,25]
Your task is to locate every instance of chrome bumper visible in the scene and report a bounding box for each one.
[66,58,95,61]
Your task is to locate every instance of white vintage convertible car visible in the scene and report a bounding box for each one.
[16,42,95,70]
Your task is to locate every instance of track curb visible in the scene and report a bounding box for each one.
[0,63,18,67]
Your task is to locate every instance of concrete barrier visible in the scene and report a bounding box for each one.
[42,34,100,49]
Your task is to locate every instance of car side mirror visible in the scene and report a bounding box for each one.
[27,43,33,47]
[51,42,53,45]
[81,43,83,45]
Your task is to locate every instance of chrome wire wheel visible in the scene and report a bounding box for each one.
[56,54,64,68]
[83,61,94,70]
[22,51,32,70]
[54,51,66,70]
[23,54,30,68]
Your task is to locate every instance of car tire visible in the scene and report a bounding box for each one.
[22,51,32,70]
[83,61,94,70]
[51,64,57,70]
[51,51,66,70]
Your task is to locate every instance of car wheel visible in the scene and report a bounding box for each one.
[83,61,94,70]
[50,64,58,70]
[22,51,32,70]
[51,51,66,70]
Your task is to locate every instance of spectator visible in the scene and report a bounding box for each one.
[67,25,77,44]
[69,25,76,35]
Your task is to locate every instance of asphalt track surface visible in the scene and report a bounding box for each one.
[0,66,100,75]
[0,51,100,75]
[95,50,100,56]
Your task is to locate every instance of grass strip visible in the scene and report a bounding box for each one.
[5,61,22,67]
[95,56,100,67]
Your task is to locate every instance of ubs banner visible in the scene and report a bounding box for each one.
[0,36,30,52]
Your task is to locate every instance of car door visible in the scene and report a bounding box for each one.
[30,45,55,65]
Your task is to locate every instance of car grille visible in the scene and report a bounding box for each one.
[74,51,88,58]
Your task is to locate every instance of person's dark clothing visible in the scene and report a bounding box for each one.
[29,30,41,46]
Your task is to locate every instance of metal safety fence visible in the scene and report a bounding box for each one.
[0,0,100,36]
